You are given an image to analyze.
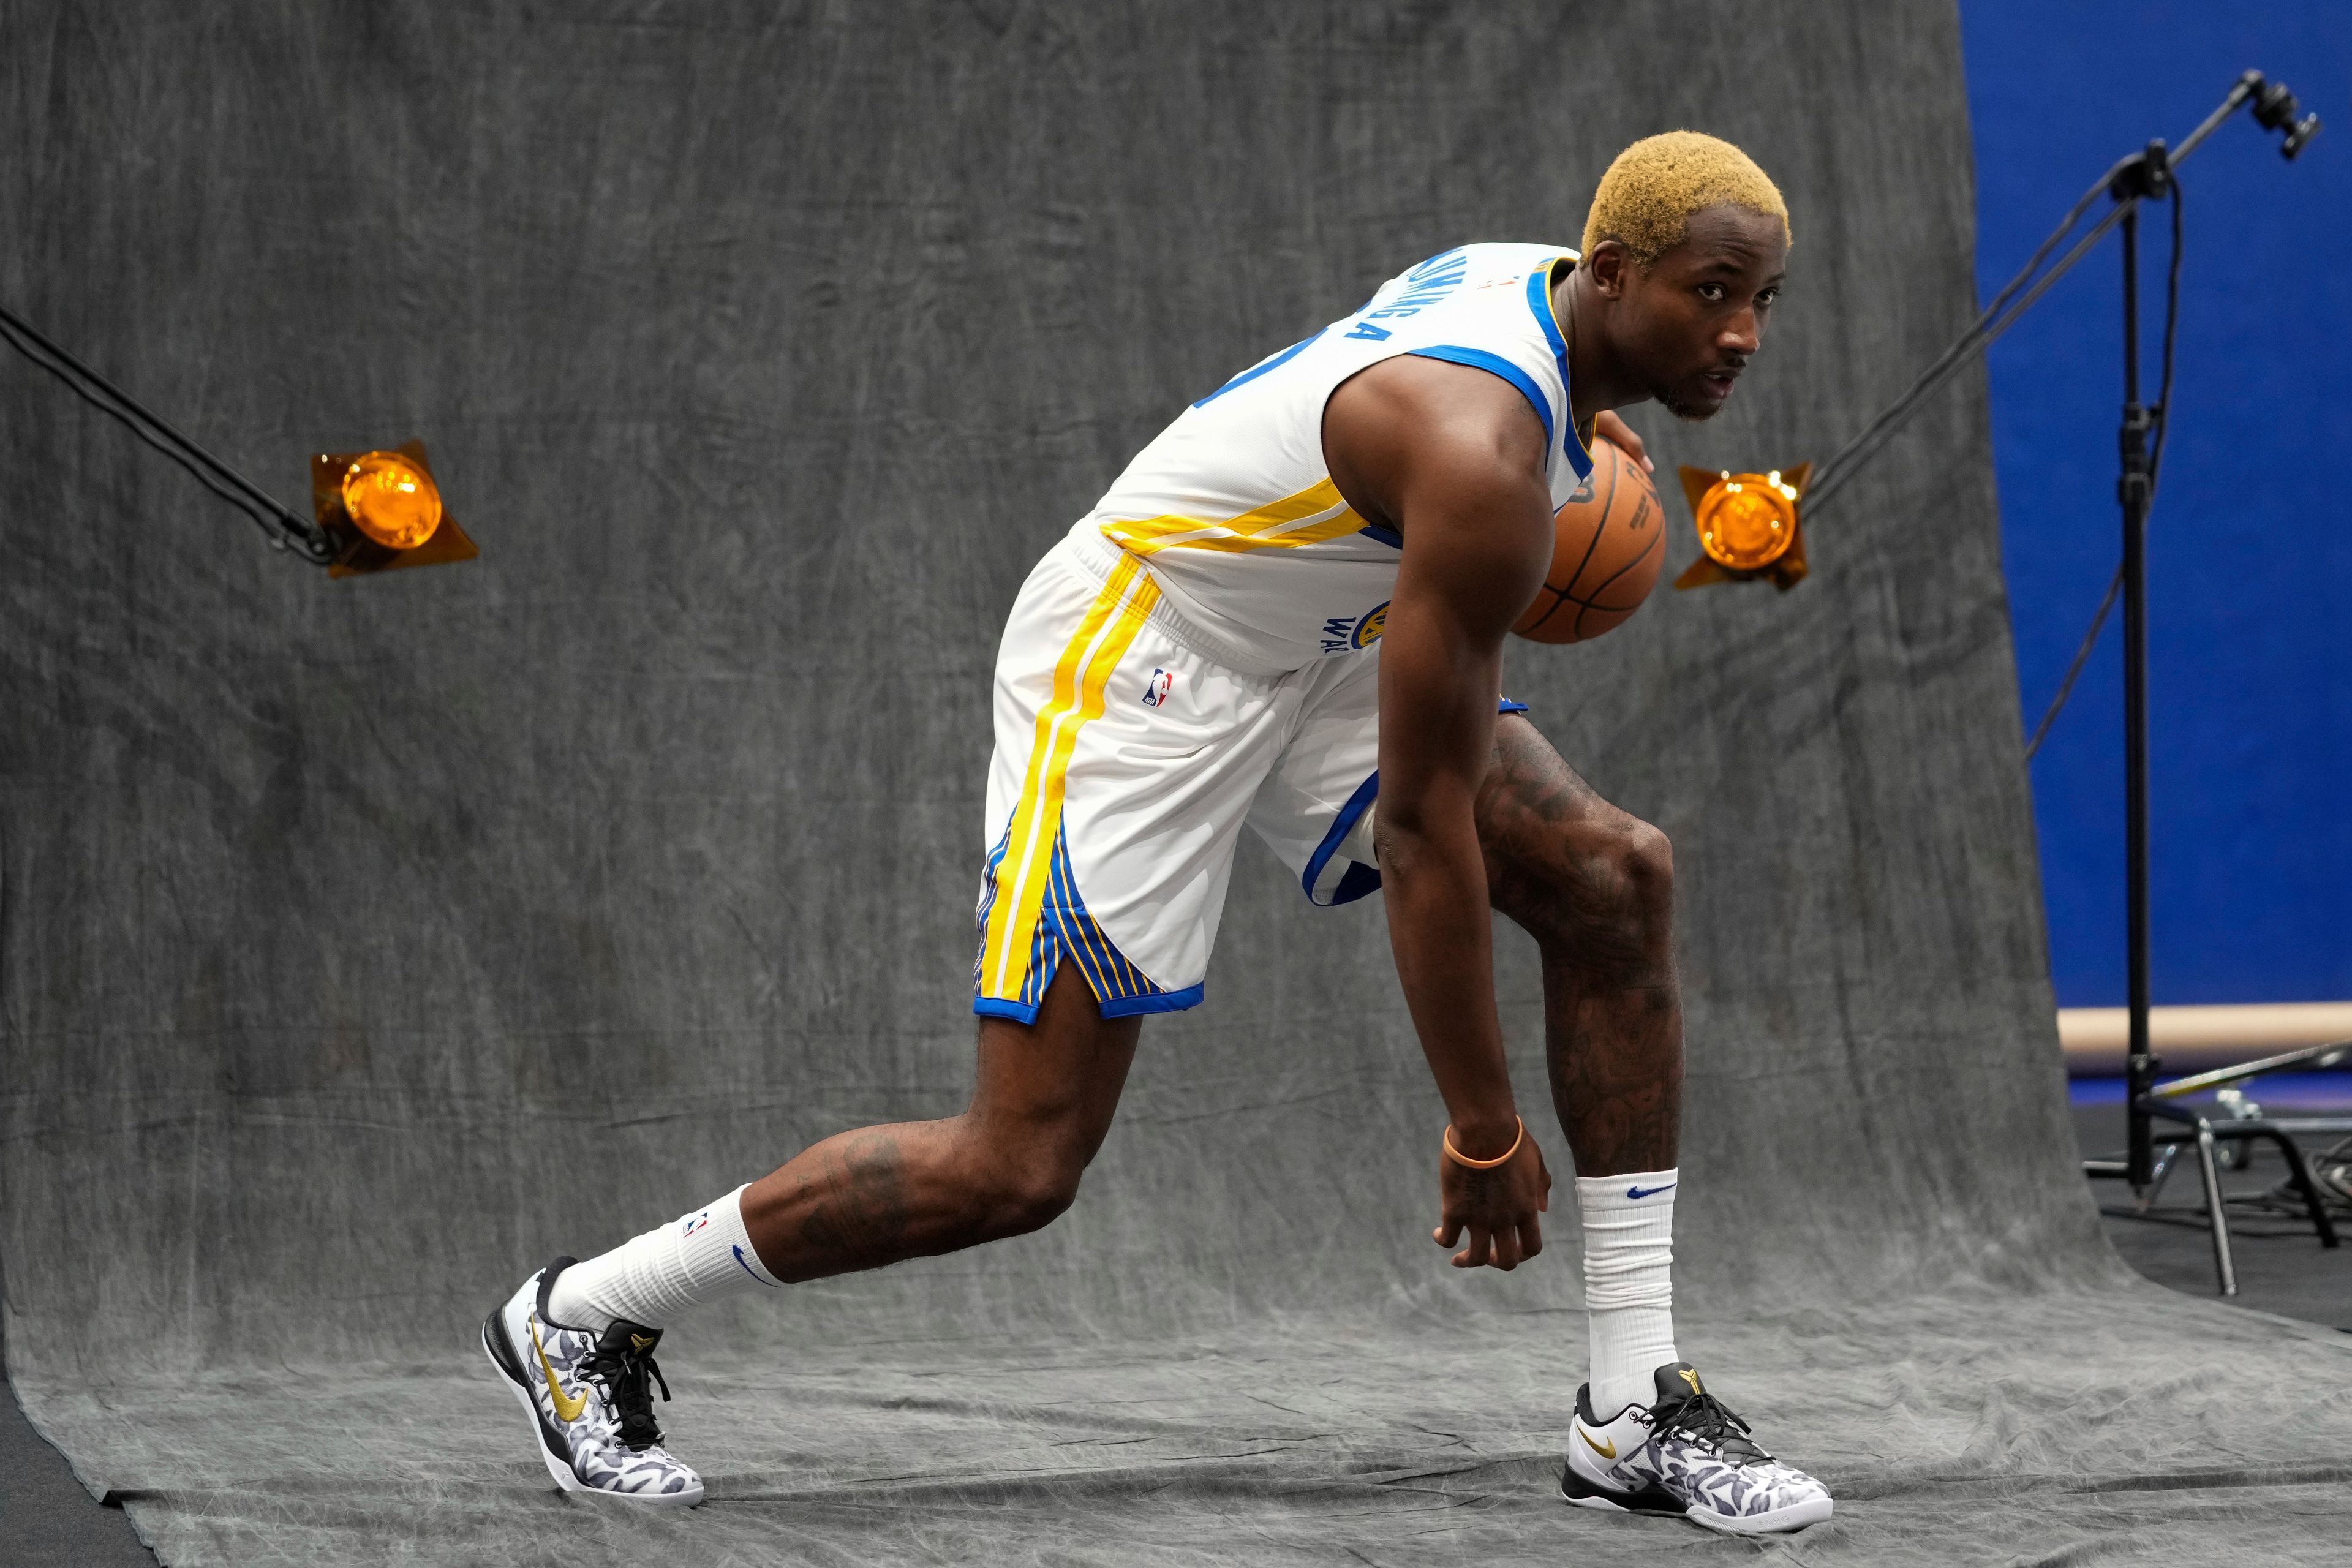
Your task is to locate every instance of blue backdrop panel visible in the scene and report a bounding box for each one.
[1961,2,2352,1006]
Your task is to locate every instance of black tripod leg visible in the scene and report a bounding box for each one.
[2260,1131,2341,1248]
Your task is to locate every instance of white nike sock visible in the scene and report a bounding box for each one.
[1577,1169,1679,1419]
[544,1184,785,1332]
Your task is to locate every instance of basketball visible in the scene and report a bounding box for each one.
[1511,438,1665,644]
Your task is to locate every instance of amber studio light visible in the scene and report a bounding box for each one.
[341,450,443,549]
[310,440,478,578]
[1674,463,1811,592]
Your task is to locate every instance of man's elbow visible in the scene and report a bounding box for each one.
[1370,794,1464,879]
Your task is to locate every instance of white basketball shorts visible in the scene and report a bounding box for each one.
[973,529,1525,1022]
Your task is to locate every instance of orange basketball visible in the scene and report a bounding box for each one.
[1511,439,1665,644]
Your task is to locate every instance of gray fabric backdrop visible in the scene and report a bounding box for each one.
[5,2,2348,1562]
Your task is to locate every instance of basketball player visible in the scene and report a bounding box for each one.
[484,132,1831,1534]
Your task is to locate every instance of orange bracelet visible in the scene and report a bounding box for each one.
[1442,1116,1525,1170]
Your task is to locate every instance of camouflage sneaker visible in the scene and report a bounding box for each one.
[482,1257,704,1506]
[1562,1362,1831,1534]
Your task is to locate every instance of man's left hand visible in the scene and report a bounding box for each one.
[1593,409,1651,472]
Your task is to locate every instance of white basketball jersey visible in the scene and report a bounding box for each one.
[1063,242,1597,671]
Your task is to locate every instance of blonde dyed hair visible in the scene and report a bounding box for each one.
[1580,132,1789,268]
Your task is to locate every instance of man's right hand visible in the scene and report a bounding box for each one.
[1320,354,1559,1278]
[1433,1126,1552,1270]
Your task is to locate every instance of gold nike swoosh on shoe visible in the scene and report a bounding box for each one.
[1578,1427,1617,1460]
[530,1319,589,1423]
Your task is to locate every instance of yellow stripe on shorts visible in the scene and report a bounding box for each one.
[1099,477,1366,557]
[979,554,1161,1005]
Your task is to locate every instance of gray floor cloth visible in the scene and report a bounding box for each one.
[23,1291,2352,1565]
[6,1,2346,1562]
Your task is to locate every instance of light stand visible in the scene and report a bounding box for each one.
[1993,78,2335,1289]
[1700,69,2317,1216]
[1698,70,2323,1277]
[2114,148,2164,1192]
[2091,68,2318,1194]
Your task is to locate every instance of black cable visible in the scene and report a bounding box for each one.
[0,302,285,524]
[1803,157,2138,518]
[2021,564,2123,761]
[0,315,294,545]
[0,301,334,562]
[1809,73,2291,531]
[1985,156,2140,336]
[2022,175,2184,761]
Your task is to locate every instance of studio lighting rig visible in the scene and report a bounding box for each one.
[0,301,476,578]
[1668,66,2326,1213]
[1676,67,2319,591]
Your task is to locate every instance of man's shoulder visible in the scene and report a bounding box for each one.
[1441,239,1582,270]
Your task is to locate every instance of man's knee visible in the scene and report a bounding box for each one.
[1567,815,1673,935]
[1610,818,1674,919]
[1498,812,1674,940]
[969,1139,1087,1239]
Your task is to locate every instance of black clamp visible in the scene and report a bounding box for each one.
[2110,139,2171,203]
[2247,70,2323,160]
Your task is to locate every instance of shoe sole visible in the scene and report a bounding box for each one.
[481,1304,703,1508]
[1561,1463,1831,1534]
[1686,1494,1833,1536]
[1560,1462,1688,1520]
[1562,1492,1690,1520]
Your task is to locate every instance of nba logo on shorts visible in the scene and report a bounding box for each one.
[1142,668,1174,708]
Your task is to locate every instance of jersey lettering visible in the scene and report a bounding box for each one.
[1363,260,1468,321]
[1083,243,1582,669]
[1350,249,1471,328]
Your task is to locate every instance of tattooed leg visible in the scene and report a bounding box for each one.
[739,961,1139,1281]
[1475,714,1681,1178]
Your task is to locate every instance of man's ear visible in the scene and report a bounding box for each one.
[1584,239,1632,300]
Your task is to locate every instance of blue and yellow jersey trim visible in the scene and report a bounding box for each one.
[977,551,1156,1005]
[1524,254,1596,479]
[975,552,1200,1021]
[1398,255,1592,480]
[1192,330,1325,409]
[1297,698,1534,908]
[975,820,1200,1023]
[1097,476,1373,559]
[1118,253,1592,572]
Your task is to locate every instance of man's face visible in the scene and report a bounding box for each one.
[1605,205,1787,420]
